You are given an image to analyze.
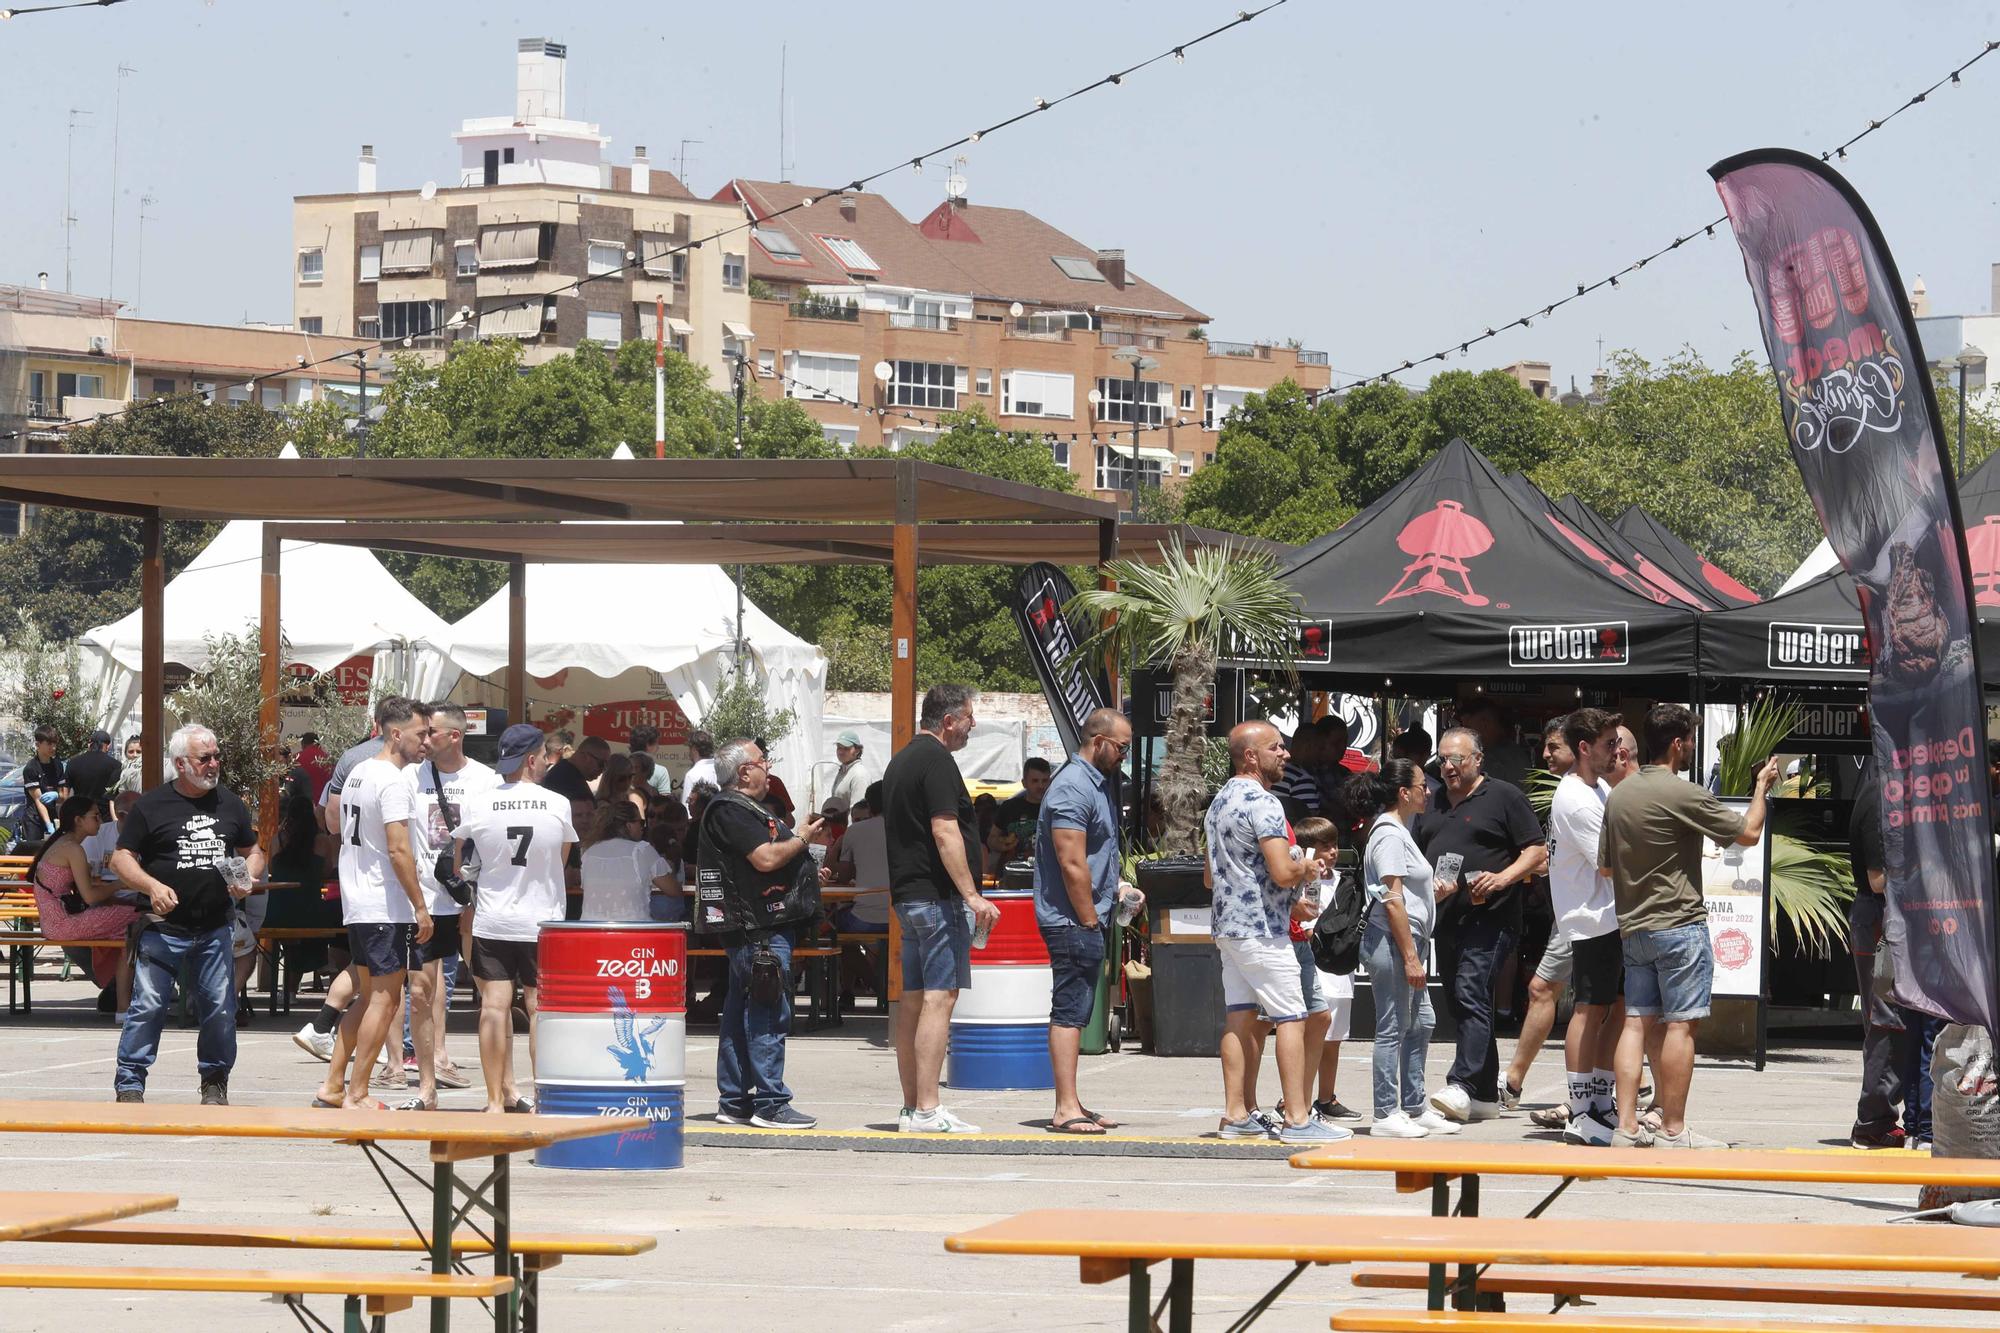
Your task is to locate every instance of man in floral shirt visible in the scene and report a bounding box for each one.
[1203,720,1341,1145]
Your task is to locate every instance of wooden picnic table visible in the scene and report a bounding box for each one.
[1287,1139,2000,1310]
[0,1189,178,1241]
[945,1207,2000,1333]
[0,1100,645,1333]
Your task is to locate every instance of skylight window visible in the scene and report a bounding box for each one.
[815,235,880,272]
[1052,256,1107,282]
[754,226,805,261]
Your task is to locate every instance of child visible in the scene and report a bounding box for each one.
[1284,818,1360,1130]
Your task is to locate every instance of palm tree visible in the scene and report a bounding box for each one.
[1067,536,1299,854]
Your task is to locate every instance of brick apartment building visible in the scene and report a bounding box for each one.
[291,39,752,383]
[716,177,1331,500]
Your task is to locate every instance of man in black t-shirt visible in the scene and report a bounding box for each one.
[882,684,1000,1135]
[110,721,263,1105]
[65,729,122,817]
[541,736,606,807]
[21,725,68,839]
[1415,727,1547,1123]
[985,757,1052,863]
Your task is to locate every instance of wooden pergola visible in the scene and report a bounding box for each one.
[1,454,1276,768]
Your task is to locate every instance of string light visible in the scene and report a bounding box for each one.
[1308,33,2000,397]
[11,0,1280,443]
[0,0,130,17]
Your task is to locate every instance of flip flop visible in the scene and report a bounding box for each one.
[309,1096,342,1110]
[504,1098,535,1114]
[1081,1107,1122,1129]
[1048,1116,1107,1135]
[393,1097,437,1112]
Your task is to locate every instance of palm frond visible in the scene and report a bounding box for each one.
[1768,831,1854,958]
[1716,695,1802,797]
[1065,534,1301,679]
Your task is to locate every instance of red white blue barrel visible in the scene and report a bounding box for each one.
[534,922,688,1171]
[947,890,1054,1091]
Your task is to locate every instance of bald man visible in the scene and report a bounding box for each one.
[1202,721,1347,1144]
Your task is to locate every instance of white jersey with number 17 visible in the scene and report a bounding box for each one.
[337,755,417,925]
[450,781,575,943]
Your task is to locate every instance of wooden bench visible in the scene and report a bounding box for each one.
[688,944,846,1029]
[1350,1266,2000,1315]
[0,1262,509,1333]
[260,927,350,1014]
[5,933,128,1013]
[944,1209,2000,1333]
[1329,1313,1980,1332]
[36,1219,655,1330]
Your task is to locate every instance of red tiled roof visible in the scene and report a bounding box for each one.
[917,200,1207,322]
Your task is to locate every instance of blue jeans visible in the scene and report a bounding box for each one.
[116,924,236,1093]
[896,897,972,992]
[1899,1007,1943,1139]
[1363,923,1433,1118]
[717,929,794,1119]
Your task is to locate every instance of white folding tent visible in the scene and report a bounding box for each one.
[80,503,463,736]
[1778,538,1839,594]
[444,561,826,798]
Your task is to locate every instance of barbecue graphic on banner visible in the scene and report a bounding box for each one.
[1008,562,1109,755]
[1713,148,1999,1032]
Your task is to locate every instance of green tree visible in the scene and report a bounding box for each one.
[1181,381,1354,543]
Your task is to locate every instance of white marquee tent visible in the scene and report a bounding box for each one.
[444,561,827,798]
[79,468,463,736]
[1778,538,1839,594]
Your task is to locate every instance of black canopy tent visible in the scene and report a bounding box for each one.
[1614,504,1764,609]
[1266,439,1700,696]
[1555,495,1720,611]
[1500,471,1716,611]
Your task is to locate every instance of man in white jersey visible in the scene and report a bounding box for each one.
[1545,707,1625,1145]
[451,724,576,1114]
[398,702,499,1109]
[315,697,434,1110]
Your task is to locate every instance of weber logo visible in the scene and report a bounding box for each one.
[1767,621,1866,673]
[1507,621,1629,668]
[1784,702,1868,750]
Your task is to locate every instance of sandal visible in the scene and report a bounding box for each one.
[504,1097,535,1114]
[1081,1107,1122,1130]
[1048,1116,1107,1135]
[393,1097,437,1112]
[309,1096,342,1110]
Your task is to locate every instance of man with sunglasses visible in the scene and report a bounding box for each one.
[1034,707,1137,1135]
[110,722,263,1104]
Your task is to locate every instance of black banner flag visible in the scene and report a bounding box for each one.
[1008,562,1108,755]
[1713,149,1998,1032]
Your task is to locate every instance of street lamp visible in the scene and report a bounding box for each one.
[1940,345,1987,472]
[728,331,756,673]
[1112,346,1160,521]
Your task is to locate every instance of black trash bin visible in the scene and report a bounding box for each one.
[1136,855,1221,1057]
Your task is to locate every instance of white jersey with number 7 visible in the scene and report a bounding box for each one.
[450,781,576,943]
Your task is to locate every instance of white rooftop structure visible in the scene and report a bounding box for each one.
[453,37,610,189]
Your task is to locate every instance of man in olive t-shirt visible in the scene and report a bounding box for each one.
[1597,703,1776,1149]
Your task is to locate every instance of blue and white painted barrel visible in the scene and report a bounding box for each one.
[533,1082,684,1171]
[946,890,1054,1091]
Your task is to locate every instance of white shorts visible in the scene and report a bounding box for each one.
[231,894,269,959]
[1217,934,1307,1023]
[1317,967,1354,1041]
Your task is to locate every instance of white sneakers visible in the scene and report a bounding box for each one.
[903,1106,980,1134]
[1427,1084,1500,1122]
[1373,1111,1429,1138]
[1413,1108,1462,1136]
[292,1024,334,1062]
[1563,1108,1617,1147]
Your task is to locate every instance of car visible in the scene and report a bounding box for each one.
[0,762,26,852]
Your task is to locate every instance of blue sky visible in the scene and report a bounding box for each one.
[4,0,1996,391]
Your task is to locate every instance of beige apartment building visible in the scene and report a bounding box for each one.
[717,178,1331,500]
[291,39,750,384]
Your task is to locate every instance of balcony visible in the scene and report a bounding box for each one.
[1296,349,1330,366]
[26,398,58,420]
[1100,331,1165,350]
[1205,340,1270,360]
[889,309,954,332]
[789,295,860,323]
[1005,318,1074,343]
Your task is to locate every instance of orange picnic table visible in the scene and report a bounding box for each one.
[0,1189,178,1241]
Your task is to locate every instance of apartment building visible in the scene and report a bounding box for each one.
[0,283,373,534]
[717,177,1331,499]
[291,39,751,384]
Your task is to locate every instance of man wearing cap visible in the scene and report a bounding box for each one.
[829,731,876,810]
[65,730,123,817]
[449,723,577,1114]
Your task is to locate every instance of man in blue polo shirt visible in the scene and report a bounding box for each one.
[1034,707,1135,1135]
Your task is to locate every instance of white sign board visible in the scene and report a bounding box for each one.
[1166,906,1213,937]
[1701,796,1767,999]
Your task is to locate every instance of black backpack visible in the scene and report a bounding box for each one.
[1309,867,1367,976]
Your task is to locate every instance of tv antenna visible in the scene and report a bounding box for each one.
[64,107,93,294]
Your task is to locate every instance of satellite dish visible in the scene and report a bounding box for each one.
[873,360,894,384]
[945,173,968,201]
[420,180,438,200]
[1008,302,1024,318]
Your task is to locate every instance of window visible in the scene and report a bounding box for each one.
[588,242,623,277]
[752,226,806,262]
[1204,385,1250,431]
[379,300,444,343]
[671,251,688,284]
[358,244,381,283]
[814,235,879,271]
[786,352,860,404]
[1052,255,1106,282]
[722,253,746,289]
[261,386,283,410]
[227,384,252,405]
[455,241,480,277]
[756,349,776,377]
[1178,452,1195,477]
[1179,386,1194,411]
[640,234,677,277]
[974,369,992,396]
[585,309,623,345]
[1095,376,1165,425]
[821,423,860,450]
[1001,369,1075,419]
[888,359,959,409]
[1050,438,1071,469]
[298,248,324,283]
[380,232,436,274]
[478,223,543,270]
[1096,444,1166,493]
[149,376,175,397]
[194,381,217,404]
[358,316,381,339]
[297,317,322,335]
[55,371,105,405]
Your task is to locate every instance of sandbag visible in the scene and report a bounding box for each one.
[1918,1024,2000,1210]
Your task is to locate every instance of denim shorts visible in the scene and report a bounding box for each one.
[896,897,971,992]
[1621,922,1713,1021]
[1041,923,1105,1029]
